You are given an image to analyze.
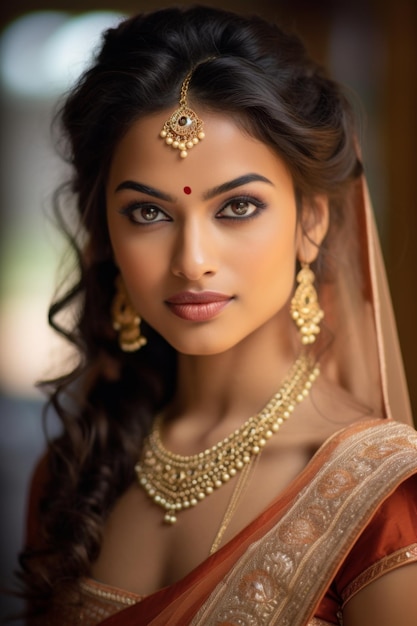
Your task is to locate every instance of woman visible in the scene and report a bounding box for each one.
[20,6,417,625]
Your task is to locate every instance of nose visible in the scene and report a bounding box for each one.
[170,217,218,281]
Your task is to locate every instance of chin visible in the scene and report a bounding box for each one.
[161,333,238,357]
[171,343,234,357]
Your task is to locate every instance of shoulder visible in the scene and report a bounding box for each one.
[342,561,417,626]
[320,419,417,618]
[334,470,417,623]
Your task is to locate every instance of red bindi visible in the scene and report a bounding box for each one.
[183,186,192,195]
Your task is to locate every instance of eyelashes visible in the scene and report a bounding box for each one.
[119,203,170,224]
[118,194,268,226]
[216,196,267,220]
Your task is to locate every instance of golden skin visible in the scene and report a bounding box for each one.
[106,110,322,361]
[95,110,417,625]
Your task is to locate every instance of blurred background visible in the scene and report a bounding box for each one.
[0,0,416,621]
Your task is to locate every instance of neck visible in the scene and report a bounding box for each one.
[165,316,299,440]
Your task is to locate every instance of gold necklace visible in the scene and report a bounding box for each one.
[135,354,319,524]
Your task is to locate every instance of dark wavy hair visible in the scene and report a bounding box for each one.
[18,4,362,616]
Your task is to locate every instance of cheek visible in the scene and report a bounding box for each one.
[108,226,166,299]
[237,220,297,291]
[253,251,295,310]
[118,246,164,285]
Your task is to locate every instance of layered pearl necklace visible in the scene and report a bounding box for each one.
[135,354,319,524]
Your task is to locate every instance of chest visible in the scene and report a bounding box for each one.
[90,444,312,596]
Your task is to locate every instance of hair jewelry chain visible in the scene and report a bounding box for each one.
[135,354,319,524]
[159,66,206,158]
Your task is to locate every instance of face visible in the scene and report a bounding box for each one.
[106,109,301,356]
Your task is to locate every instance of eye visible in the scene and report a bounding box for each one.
[217,196,266,220]
[120,203,171,224]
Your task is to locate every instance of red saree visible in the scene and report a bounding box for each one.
[61,418,417,626]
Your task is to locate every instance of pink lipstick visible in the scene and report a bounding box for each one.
[165,291,233,322]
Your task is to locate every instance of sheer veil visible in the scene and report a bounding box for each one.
[318,176,412,424]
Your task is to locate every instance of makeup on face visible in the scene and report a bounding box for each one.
[106,110,300,356]
[165,291,233,322]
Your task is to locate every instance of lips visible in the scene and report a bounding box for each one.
[165,291,233,322]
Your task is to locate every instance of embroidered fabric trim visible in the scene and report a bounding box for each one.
[341,543,417,607]
[190,421,417,626]
[79,578,142,606]
[35,579,142,626]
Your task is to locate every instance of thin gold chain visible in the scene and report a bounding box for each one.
[209,453,259,555]
[179,71,192,107]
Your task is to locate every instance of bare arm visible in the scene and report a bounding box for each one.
[343,563,417,626]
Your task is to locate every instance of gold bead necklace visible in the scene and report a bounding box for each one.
[135,354,319,524]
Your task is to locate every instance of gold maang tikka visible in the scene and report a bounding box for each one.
[159,67,206,159]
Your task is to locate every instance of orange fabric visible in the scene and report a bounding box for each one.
[61,473,417,626]
[25,422,417,625]
[94,421,417,626]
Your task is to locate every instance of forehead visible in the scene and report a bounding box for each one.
[106,109,293,195]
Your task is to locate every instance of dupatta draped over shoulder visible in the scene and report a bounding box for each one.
[38,420,417,626]
[30,178,417,625]
[317,177,412,425]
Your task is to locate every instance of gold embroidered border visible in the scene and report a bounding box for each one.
[341,543,417,607]
[38,580,141,626]
[79,577,141,607]
[190,421,417,626]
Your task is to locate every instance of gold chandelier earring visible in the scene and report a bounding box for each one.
[290,262,324,345]
[111,275,147,352]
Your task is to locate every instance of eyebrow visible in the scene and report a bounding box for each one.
[114,173,274,202]
[115,181,174,202]
[203,173,274,200]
